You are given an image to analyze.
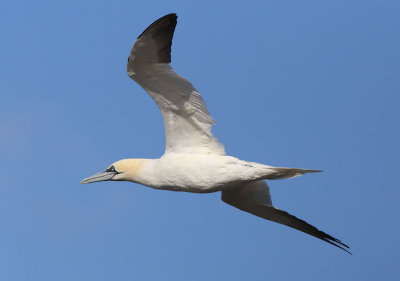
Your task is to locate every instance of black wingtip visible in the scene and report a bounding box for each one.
[137,13,178,39]
[267,207,352,255]
[324,238,352,255]
[135,13,178,63]
[317,230,351,254]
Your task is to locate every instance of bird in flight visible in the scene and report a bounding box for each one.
[81,13,350,254]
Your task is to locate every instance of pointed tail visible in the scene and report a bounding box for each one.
[264,167,322,180]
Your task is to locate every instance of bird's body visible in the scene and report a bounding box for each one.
[115,155,320,193]
[81,13,350,254]
[130,155,262,193]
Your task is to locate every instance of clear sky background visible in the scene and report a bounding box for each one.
[1,0,399,280]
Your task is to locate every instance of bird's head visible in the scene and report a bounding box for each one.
[80,159,146,184]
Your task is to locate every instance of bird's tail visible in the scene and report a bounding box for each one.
[264,167,322,180]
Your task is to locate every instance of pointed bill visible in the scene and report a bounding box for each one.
[80,171,116,184]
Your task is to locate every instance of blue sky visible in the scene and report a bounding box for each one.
[1,0,399,280]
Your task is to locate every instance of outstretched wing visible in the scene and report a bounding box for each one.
[127,14,225,155]
[221,181,351,254]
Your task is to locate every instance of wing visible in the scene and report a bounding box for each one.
[127,14,225,155]
[221,181,351,254]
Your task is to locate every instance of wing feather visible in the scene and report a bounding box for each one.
[222,181,351,254]
[127,14,225,154]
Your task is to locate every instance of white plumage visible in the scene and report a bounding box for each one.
[81,14,350,253]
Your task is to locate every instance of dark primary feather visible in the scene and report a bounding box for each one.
[222,181,351,254]
[136,13,177,63]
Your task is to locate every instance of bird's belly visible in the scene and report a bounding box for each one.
[148,155,265,193]
[151,174,243,193]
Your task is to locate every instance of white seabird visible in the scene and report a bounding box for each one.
[81,14,350,253]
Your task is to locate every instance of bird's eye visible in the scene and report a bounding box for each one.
[106,165,116,173]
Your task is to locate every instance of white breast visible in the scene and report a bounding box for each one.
[138,154,269,193]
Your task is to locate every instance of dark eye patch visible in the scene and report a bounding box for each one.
[105,165,117,173]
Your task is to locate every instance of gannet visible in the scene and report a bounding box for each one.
[81,13,350,254]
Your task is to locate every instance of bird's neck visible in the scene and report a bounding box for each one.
[120,158,158,186]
